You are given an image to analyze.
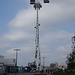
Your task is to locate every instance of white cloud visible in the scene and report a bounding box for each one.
[8,8,35,29]
[41,45,72,65]
[40,31,72,45]
[4,30,34,42]
[0,38,11,49]
[0,43,10,49]
[8,0,75,30]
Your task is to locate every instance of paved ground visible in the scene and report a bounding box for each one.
[7,73,34,75]
[7,73,52,75]
[7,73,33,75]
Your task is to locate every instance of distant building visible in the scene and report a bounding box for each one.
[0,55,16,66]
[50,62,58,69]
[55,65,67,69]
[0,56,4,66]
[50,62,67,69]
[44,66,50,70]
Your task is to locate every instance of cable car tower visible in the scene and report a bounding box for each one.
[30,0,50,70]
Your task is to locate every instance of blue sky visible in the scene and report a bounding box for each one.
[0,0,26,34]
[0,0,75,66]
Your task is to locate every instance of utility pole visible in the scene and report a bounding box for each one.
[30,0,50,70]
[42,57,46,71]
[14,49,20,74]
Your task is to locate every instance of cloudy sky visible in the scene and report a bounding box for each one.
[0,0,75,66]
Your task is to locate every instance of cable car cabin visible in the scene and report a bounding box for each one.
[30,0,35,4]
[44,0,49,3]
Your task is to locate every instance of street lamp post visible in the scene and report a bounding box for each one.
[14,49,20,74]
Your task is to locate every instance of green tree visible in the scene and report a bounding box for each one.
[66,46,75,70]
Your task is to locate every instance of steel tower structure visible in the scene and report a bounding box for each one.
[34,1,42,70]
[30,0,49,70]
[72,30,75,51]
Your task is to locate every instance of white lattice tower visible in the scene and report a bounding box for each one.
[30,0,50,70]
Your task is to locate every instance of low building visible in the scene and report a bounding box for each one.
[4,58,16,66]
[0,55,4,64]
[0,55,16,66]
